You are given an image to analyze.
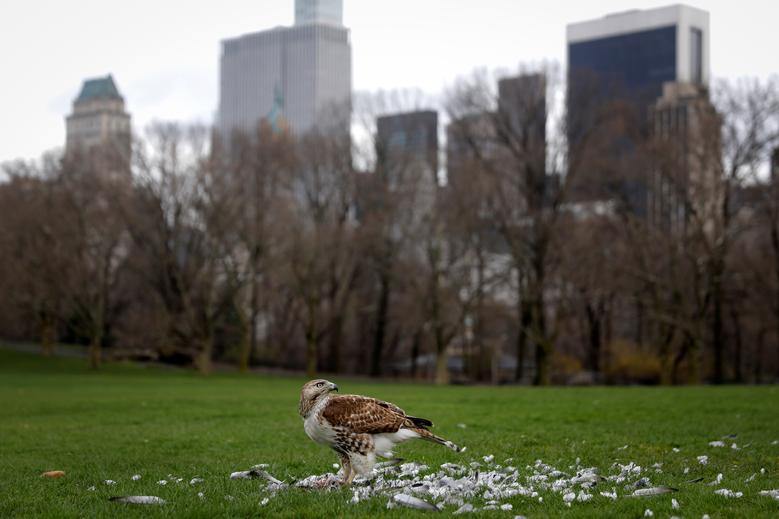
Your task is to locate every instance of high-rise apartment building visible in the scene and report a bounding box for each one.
[65,75,131,161]
[218,0,351,139]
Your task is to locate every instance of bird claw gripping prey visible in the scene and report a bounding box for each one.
[298,379,462,486]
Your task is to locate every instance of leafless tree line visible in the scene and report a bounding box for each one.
[0,68,777,384]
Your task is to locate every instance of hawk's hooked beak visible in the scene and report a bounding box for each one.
[329,382,339,392]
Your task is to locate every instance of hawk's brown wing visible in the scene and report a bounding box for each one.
[322,395,408,434]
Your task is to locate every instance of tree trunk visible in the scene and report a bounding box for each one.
[238,322,250,373]
[532,299,550,386]
[534,341,549,386]
[328,313,343,373]
[370,271,390,377]
[434,348,449,385]
[196,335,213,375]
[88,333,102,370]
[730,308,743,383]
[515,300,531,382]
[585,302,602,373]
[40,318,55,357]
[410,328,421,379]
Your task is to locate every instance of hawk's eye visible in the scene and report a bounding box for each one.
[317,382,324,387]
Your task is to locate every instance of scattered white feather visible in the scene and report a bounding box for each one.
[708,441,725,447]
[453,503,474,514]
[87,486,96,491]
[110,496,166,505]
[131,474,141,481]
[757,489,779,499]
[157,480,167,486]
[103,480,116,486]
[260,497,269,506]
[672,498,680,510]
[714,488,743,498]
[697,455,709,465]
[600,491,617,500]
[644,509,653,517]
[189,477,204,485]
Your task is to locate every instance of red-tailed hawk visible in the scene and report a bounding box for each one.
[298,379,461,486]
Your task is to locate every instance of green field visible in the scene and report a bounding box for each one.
[1,349,778,518]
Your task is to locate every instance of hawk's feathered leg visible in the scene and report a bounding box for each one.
[337,452,354,486]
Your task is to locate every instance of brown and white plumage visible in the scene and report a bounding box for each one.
[298,379,461,485]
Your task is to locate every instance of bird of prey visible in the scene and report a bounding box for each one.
[298,379,461,486]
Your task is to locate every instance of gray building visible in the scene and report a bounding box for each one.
[65,75,131,161]
[376,110,438,187]
[218,0,351,139]
[647,81,721,233]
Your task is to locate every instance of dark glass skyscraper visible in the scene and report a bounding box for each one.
[566,5,710,209]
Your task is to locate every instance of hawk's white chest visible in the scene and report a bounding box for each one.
[303,397,337,446]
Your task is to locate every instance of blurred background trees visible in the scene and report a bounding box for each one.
[1,69,777,385]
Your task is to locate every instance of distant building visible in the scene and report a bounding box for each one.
[295,0,343,26]
[374,110,439,225]
[567,4,709,119]
[648,81,721,233]
[376,110,438,187]
[566,5,710,213]
[218,0,351,140]
[447,74,548,201]
[65,74,131,163]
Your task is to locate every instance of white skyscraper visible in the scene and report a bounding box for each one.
[218,0,351,139]
[295,0,343,26]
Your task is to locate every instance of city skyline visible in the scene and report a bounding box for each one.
[1,0,777,164]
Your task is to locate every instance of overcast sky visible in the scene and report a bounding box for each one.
[1,0,776,164]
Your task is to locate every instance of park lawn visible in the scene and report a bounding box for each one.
[0,348,778,518]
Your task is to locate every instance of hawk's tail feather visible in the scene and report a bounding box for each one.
[411,427,462,452]
[408,416,433,428]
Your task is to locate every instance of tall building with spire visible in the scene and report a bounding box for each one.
[218,0,351,140]
[65,74,131,161]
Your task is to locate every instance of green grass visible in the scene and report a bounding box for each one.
[1,348,778,518]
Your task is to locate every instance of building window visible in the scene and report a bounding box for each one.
[690,28,703,84]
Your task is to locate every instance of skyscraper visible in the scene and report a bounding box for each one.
[376,111,438,187]
[295,0,343,26]
[647,81,721,233]
[567,4,710,116]
[65,74,131,161]
[566,5,710,212]
[218,0,351,139]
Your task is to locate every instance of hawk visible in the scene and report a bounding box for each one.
[298,379,461,486]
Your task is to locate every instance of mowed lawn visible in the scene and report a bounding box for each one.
[1,349,778,518]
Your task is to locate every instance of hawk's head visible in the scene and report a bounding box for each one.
[298,379,339,417]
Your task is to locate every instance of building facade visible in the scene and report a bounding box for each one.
[566,4,710,214]
[647,81,721,234]
[65,75,131,161]
[218,0,351,139]
[567,4,710,112]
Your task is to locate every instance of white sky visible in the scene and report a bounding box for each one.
[0,0,777,164]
